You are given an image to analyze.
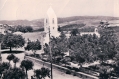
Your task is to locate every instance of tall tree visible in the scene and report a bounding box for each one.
[34,67,50,79]
[70,29,79,36]
[6,54,15,64]
[13,57,20,68]
[20,59,34,78]
[25,39,42,56]
[3,33,25,52]
[0,62,11,78]
[50,32,68,61]
[2,68,26,79]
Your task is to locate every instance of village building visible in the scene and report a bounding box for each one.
[80,27,100,38]
[0,24,10,35]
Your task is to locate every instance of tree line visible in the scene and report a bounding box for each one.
[8,25,33,33]
[44,26,119,67]
[0,33,41,53]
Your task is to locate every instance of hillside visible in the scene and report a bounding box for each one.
[0,16,119,29]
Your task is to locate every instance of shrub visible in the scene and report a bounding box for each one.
[66,70,71,74]
[73,72,77,76]
[73,67,80,72]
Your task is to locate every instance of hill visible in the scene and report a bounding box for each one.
[0,16,119,30]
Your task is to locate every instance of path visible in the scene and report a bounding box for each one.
[1,53,81,79]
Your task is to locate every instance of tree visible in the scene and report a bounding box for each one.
[0,62,11,78]
[2,68,26,79]
[50,33,68,63]
[6,54,15,64]
[58,26,61,32]
[34,67,50,79]
[43,43,50,54]
[25,26,33,32]
[25,39,42,56]
[70,29,79,36]
[0,34,4,43]
[69,34,99,64]
[15,25,33,33]
[99,69,110,79]
[13,57,20,68]
[98,27,118,63]
[3,33,25,52]
[20,59,34,78]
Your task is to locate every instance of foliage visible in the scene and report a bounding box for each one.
[34,67,50,79]
[25,39,42,55]
[0,34,4,43]
[2,68,26,79]
[69,34,99,65]
[66,70,71,74]
[13,57,20,67]
[20,59,34,77]
[61,23,85,31]
[3,33,25,52]
[0,62,11,76]
[50,32,68,62]
[99,70,110,79]
[13,25,33,33]
[98,27,118,62]
[58,26,61,32]
[43,43,50,54]
[43,32,68,63]
[6,54,15,63]
[70,29,79,36]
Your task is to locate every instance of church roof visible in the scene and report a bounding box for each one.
[46,6,56,18]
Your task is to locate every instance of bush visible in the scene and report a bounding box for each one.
[66,66,72,70]
[73,67,80,72]
[66,70,71,74]
[35,54,40,58]
[73,72,77,76]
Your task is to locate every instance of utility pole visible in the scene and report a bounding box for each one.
[0,43,2,63]
[49,26,53,79]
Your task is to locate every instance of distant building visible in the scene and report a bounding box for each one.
[80,28,100,38]
[0,24,8,35]
[63,27,100,38]
[43,6,60,44]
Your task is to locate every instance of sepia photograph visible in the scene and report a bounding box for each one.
[0,0,119,79]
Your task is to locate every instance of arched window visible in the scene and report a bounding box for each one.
[52,18,54,24]
[46,19,47,23]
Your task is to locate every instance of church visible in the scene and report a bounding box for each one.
[43,6,60,44]
[42,6,100,45]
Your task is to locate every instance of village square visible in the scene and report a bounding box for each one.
[0,0,119,79]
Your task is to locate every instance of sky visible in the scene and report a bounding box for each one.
[0,0,119,20]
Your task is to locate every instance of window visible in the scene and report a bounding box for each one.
[52,18,54,24]
[46,19,47,23]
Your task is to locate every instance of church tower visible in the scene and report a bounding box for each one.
[44,6,60,44]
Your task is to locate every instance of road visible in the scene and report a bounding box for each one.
[1,53,81,79]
